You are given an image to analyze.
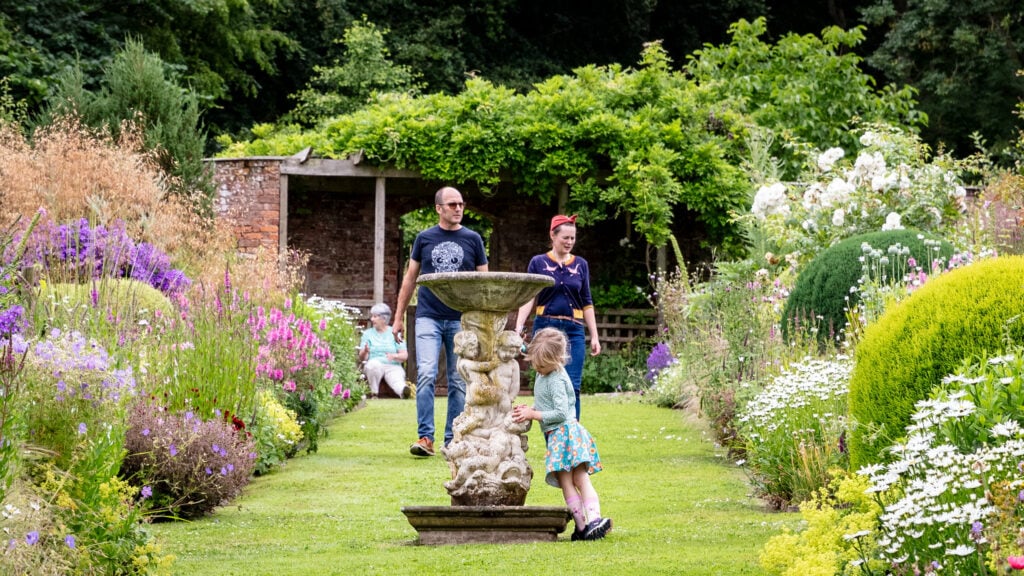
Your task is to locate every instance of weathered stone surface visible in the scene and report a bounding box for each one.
[417,272,553,313]
[401,506,571,545]
[419,274,551,508]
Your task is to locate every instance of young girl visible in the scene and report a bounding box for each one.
[512,327,612,541]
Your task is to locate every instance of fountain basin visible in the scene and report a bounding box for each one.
[402,505,571,545]
[416,272,553,312]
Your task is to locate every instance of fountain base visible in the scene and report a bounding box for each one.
[401,505,571,545]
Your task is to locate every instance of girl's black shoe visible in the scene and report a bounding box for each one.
[582,517,612,540]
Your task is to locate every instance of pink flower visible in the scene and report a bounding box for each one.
[331,383,343,396]
[283,380,296,392]
[1009,556,1024,570]
[342,389,351,400]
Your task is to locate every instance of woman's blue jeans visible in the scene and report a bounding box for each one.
[414,317,466,445]
[532,316,585,421]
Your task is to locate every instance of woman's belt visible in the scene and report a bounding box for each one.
[539,314,583,325]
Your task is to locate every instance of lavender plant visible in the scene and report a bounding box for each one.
[0,211,39,504]
[121,401,256,520]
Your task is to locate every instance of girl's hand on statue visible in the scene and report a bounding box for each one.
[512,404,532,423]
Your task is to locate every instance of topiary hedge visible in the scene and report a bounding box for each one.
[847,255,1024,467]
[781,229,954,345]
[38,278,175,325]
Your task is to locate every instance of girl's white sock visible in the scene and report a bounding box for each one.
[566,496,587,529]
[584,498,601,522]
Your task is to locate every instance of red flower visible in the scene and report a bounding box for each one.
[1008,556,1024,570]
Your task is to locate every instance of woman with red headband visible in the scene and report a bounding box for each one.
[515,214,602,420]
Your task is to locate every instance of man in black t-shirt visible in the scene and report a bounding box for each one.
[392,187,488,457]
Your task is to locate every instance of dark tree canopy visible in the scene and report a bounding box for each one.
[861,0,1024,156]
[1,0,1021,160]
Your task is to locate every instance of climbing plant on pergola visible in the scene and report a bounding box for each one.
[223,42,751,254]
[222,22,921,256]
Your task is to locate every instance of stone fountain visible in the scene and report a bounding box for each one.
[401,271,571,545]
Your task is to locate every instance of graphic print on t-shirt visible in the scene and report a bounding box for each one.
[430,241,464,272]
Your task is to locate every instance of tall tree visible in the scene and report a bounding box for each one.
[43,39,213,215]
[288,18,420,125]
[861,0,1024,156]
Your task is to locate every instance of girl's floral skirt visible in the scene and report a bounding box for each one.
[544,420,603,488]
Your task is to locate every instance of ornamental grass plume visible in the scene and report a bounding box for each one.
[0,117,198,258]
[0,116,304,302]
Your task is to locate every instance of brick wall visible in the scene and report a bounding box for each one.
[210,158,706,311]
[211,158,282,254]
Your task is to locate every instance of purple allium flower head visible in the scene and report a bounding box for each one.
[645,342,676,381]
[141,485,152,499]
[0,305,25,337]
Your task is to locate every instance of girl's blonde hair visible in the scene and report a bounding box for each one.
[526,328,568,374]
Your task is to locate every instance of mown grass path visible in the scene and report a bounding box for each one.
[152,395,795,575]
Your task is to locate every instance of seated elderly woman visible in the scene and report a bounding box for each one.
[358,303,411,399]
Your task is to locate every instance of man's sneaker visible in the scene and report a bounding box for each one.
[582,517,612,541]
[410,437,435,457]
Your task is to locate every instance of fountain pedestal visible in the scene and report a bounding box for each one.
[402,505,571,545]
[401,272,569,545]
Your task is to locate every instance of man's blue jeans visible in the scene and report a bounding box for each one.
[414,316,466,445]
[532,316,585,421]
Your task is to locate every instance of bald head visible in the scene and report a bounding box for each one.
[435,187,461,205]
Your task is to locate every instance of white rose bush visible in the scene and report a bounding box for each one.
[749,124,970,268]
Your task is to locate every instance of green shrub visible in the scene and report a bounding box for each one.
[781,229,954,345]
[847,255,1024,467]
[43,39,213,215]
[39,279,175,324]
[580,341,650,394]
[857,348,1024,573]
[250,390,302,476]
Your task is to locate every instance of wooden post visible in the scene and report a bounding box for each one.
[374,177,385,305]
[278,174,289,258]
